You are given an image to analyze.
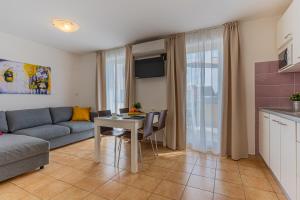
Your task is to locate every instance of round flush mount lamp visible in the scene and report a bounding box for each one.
[52,19,80,32]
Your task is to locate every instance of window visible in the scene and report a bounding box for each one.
[185,28,224,154]
[105,47,126,113]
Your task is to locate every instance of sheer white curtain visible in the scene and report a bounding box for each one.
[105,47,126,114]
[185,27,224,154]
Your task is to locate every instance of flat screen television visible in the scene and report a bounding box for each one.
[135,56,165,78]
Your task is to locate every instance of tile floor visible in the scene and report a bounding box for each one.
[0,137,288,200]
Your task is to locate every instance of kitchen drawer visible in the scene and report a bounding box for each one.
[297,143,300,200]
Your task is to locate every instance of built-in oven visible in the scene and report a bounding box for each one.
[279,43,293,70]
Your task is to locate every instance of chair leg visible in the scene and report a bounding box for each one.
[114,137,117,166]
[154,133,158,156]
[138,142,143,169]
[150,136,156,157]
[117,138,122,167]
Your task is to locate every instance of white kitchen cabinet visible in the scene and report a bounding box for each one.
[293,0,300,64]
[277,1,294,49]
[277,0,300,67]
[281,118,296,200]
[259,111,270,166]
[297,142,300,200]
[270,114,282,180]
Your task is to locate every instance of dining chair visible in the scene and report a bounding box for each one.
[153,110,168,155]
[119,108,129,114]
[98,110,128,166]
[116,112,155,168]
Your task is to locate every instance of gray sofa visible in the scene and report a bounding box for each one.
[0,107,96,181]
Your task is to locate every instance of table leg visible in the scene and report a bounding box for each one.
[94,126,101,162]
[131,124,138,173]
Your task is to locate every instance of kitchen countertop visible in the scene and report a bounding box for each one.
[260,108,300,122]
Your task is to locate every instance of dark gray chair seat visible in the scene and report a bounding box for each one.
[0,134,49,166]
[57,121,93,133]
[13,125,70,140]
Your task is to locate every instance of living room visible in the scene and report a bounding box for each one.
[0,0,299,200]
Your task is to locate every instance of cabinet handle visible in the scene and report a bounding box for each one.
[264,116,269,119]
[280,123,287,126]
[284,33,292,39]
[272,119,279,122]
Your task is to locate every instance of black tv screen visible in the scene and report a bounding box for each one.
[135,56,165,78]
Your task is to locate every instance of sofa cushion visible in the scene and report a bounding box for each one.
[0,111,8,133]
[6,108,52,132]
[0,134,49,166]
[13,125,70,140]
[50,107,73,124]
[57,121,93,133]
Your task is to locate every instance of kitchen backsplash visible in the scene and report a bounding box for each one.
[255,60,300,153]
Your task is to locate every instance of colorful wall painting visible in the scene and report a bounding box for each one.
[0,59,51,94]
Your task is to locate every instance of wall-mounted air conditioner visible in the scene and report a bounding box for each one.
[132,39,165,58]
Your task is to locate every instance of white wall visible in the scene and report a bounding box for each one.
[240,16,278,154]
[72,53,97,111]
[0,32,78,111]
[135,77,167,112]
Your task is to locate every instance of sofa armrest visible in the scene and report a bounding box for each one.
[90,112,98,122]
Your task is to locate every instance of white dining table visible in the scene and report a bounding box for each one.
[94,116,144,173]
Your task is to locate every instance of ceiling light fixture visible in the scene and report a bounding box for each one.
[52,19,79,33]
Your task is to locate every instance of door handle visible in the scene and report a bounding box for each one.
[284,33,292,39]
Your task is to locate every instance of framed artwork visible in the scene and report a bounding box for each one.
[0,59,51,94]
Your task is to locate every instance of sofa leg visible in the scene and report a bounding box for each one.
[40,166,44,169]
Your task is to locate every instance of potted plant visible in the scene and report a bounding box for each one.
[129,102,142,113]
[289,92,300,112]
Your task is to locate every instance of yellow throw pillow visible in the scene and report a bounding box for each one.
[72,106,91,121]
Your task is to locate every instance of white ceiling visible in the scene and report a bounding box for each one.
[0,0,291,54]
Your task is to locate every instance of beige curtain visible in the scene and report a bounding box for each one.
[166,33,186,150]
[125,45,135,108]
[221,22,248,160]
[96,51,106,111]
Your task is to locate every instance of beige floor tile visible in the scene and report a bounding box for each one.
[0,182,39,200]
[182,186,213,200]
[213,193,240,200]
[84,194,107,200]
[277,194,288,200]
[74,176,110,192]
[241,175,273,191]
[187,175,214,192]
[214,180,245,200]
[0,139,284,200]
[115,186,151,200]
[170,162,195,173]
[113,171,139,185]
[239,165,267,178]
[196,159,217,168]
[58,169,88,184]
[93,180,127,200]
[130,174,162,192]
[51,186,89,200]
[10,172,47,188]
[192,165,216,178]
[216,161,239,172]
[25,179,72,200]
[154,180,185,200]
[244,187,278,200]
[152,158,177,169]
[215,169,242,185]
[165,171,190,185]
[141,166,170,179]
[148,194,172,200]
